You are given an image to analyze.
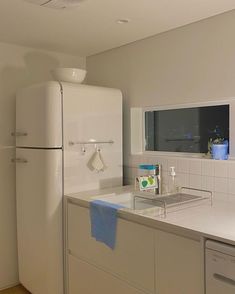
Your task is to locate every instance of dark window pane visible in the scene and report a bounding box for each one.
[145,105,229,153]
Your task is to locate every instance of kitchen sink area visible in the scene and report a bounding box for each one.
[92,192,159,210]
[92,187,213,217]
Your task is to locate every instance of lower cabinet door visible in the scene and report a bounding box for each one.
[67,203,155,293]
[68,254,145,294]
[155,230,204,294]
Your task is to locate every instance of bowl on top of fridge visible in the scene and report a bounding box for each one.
[51,67,87,83]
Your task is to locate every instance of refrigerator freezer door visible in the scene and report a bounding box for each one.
[16,148,63,294]
[62,83,123,194]
[16,82,62,148]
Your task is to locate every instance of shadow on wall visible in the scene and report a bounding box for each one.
[1,51,60,94]
[0,51,60,146]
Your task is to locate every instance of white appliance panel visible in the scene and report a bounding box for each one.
[206,240,235,294]
[16,148,63,294]
[62,83,123,194]
[16,82,62,148]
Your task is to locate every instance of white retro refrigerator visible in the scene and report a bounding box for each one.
[14,81,122,294]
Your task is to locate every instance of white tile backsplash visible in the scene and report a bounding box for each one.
[162,171,169,184]
[228,161,235,179]
[228,178,235,195]
[201,176,214,191]
[178,159,190,174]
[161,171,169,193]
[189,174,202,189]
[214,161,228,178]
[167,158,178,172]
[214,177,228,193]
[213,192,229,200]
[156,156,168,171]
[146,156,156,165]
[201,160,214,176]
[189,159,202,175]
[176,172,190,187]
[125,154,235,200]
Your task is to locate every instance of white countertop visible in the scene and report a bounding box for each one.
[65,185,235,245]
[149,199,235,244]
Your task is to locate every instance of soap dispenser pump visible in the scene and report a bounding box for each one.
[169,166,177,193]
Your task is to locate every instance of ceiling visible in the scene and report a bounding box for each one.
[0,0,235,56]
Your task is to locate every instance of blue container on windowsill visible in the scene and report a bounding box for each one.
[211,140,228,160]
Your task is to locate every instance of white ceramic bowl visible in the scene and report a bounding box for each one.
[51,68,87,83]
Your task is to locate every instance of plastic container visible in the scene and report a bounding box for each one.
[211,142,228,160]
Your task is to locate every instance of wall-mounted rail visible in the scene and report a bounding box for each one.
[69,140,114,146]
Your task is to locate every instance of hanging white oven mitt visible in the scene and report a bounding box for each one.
[87,149,107,172]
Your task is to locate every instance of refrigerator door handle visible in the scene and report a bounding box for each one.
[11,158,28,163]
[11,131,28,137]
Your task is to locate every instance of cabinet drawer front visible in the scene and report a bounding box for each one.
[155,230,203,294]
[67,203,155,293]
[68,255,146,294]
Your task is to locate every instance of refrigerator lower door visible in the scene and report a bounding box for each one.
[16,148,63,294]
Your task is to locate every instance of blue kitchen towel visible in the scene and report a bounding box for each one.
[90,200,124,250]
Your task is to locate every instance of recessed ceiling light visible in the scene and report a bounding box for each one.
[116,19,130,24]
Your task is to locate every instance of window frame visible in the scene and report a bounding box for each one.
[140,98,235,159]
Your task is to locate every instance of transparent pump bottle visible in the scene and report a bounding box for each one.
[169,166,177,194]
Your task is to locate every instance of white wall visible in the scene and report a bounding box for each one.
[0,42,85,290]
[87,9,235,163]
[86,10,235,196]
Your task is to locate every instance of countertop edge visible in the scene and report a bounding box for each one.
[65,194,235,246]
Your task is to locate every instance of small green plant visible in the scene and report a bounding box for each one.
[207,137,226,155]
[210,137,225,144]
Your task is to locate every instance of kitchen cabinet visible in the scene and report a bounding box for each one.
[155,230,203,294]
[68,254,146,294]
[67,202,155,294]
[66,201,204,294]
